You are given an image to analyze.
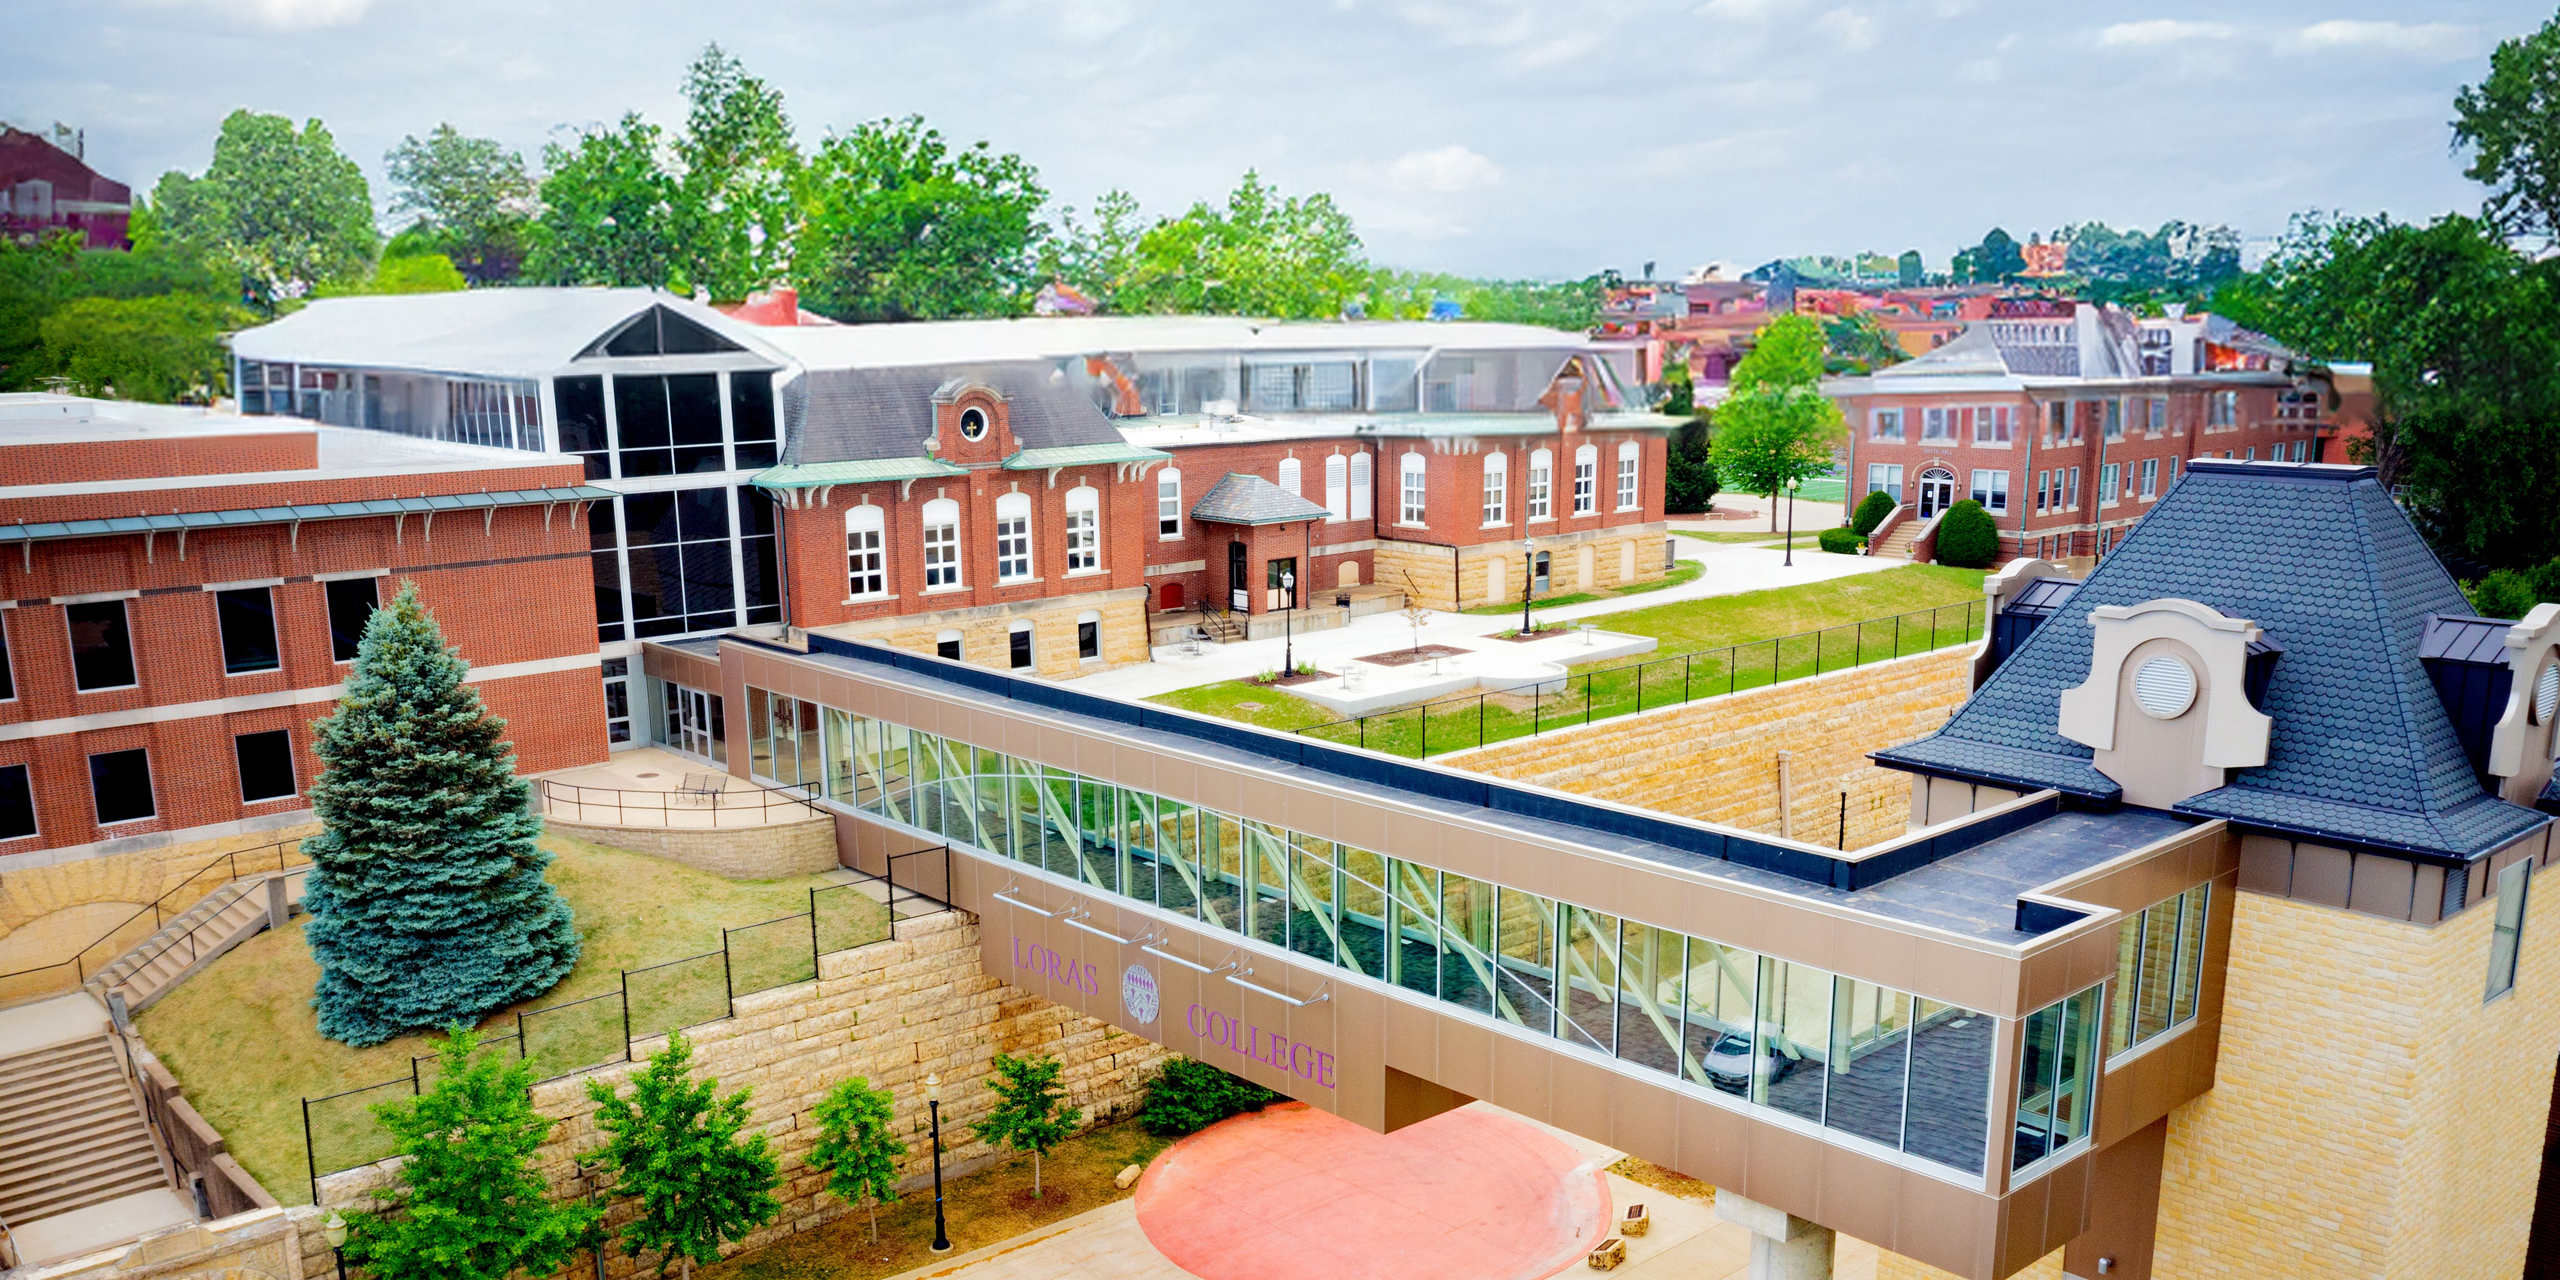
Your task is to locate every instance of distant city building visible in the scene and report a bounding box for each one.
[0,126,131,250]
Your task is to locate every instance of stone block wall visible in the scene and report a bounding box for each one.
[1373,530,1668,613]
[538,814,838,879]
[312,910,1172,1280]
[816,590,1148,677]
[1446,649,1972,849]
[2148,876,2559,1279]
[0,822,316,1003]
[22,1207,305,1280]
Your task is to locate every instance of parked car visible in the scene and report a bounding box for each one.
[1698,1029,1800,1095]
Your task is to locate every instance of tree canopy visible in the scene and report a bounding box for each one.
[152,109,377,302]
[385,124,535,283]
[2457,10,2560,244]
[792,115,1049,321]
[1710,314,1846,506]
[1050,172,1369,319]
[524,114,683,290]
[586,1031,780,1280]
[676,45,801,302]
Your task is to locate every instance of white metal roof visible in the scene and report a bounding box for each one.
[227,288,789,379]
[753,314,1605,371]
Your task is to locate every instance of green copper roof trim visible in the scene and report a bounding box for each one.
[0,485,616,545]
[751,458,969,488]
[1002,443,1174,469]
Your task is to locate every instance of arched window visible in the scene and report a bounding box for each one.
[1399,452,1428,525]
[921,497,962,588]
[1064,485,1100,572]
[1528,448,1553,521]
[846,504,886,598]
[1572,444,1599,515]
[995,491,1033,583]
[1481,451,1508,526]
[1277,456,1302,498]
[1616,440,1640,511]
[1324,454,1348,521]
[1008,618,1035,669]
[1076,608,1102,660]
[1157,467,1182,537]
[1349,453,1374,520]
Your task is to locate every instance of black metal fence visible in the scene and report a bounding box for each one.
[0,838,309,1003]
[1294,599,1986,760]
[299,845,954,1203]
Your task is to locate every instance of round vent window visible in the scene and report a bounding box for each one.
[2132,655,2198,719]
[2536,661,2559,726]
[959,407,989,441]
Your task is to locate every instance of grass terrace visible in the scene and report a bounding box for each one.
[1455,557,1704,615]
[135,834,877,1204]
[1150,564,1988,759]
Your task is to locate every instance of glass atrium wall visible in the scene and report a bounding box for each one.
[2106,884,2210,1058]
[750,689,2039,1182]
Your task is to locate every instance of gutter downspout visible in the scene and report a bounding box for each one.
[2019,402,2036,557]
[2092,398,2108,561]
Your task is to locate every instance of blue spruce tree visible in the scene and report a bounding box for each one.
[303,581,579,1046]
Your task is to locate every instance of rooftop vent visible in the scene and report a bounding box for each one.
[1991,576,2077,671]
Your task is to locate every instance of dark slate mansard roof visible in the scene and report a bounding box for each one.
[781,362,1127,466]
[1190,472,1334,526]
[1875,460,2549,863]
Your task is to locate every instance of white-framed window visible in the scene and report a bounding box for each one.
[1008,618,1034,670]
[922,497,962,588]
[1481,451,1508,526]
[1972,405,2011,445]
[1400,452,1428,525]
[1572,444,1598,515]
[846,504,886,598]
[1616,440,1639,509]
[1867,463,1904,503]
[1157,467,1182,537]
[1871,408,1904,441]
[2105,400,2125,440]
[2149,398,2168,435]
[1923,408,1953,442]
[2209,390,2237,428]
[1969,468,2008,512]
[1277,456,1302,498]
[995,491,1033,583]
[2140,458,2160,499]
[2035,469,2051,513]
[1064,485,1100,572]
[1324,454,1347,522]
[2489,857,2532,1000]
[1350,452,1373,520]
[1528,448,1553,521]
[1076,608,1103,661]
[2100,462,2122,505]
[2066,467,2081,509]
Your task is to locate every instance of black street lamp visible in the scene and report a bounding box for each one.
[1783,477,1800,567]
[1520,538,1536,634]
[1281,567,1297,675]
[926,1073,951,1253]
[322,1212,348,1280]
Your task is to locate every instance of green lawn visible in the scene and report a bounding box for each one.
[1672,530,1783,544]
[136,835,878,1204]
[1457,558,1704,615]
[1153,565,1989,760]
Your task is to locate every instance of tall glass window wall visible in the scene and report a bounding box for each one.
[2011,985,2103,1171]
[592,487,781,641]
[749,691,2007,1180]
[2107,884,2209,1058]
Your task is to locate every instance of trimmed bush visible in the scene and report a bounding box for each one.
[1934,499,2000,568]
[1849,489,1897,536]
[1138,1058,1283,1137]
[2466,570,2541,620]
[1816,527,1865,555]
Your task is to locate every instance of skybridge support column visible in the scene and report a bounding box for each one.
[1716,1189,1835,1280]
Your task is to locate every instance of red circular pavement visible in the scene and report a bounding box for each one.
[1133,1102,1611,1280]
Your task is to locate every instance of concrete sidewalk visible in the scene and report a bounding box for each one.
[1069,537,1899,702]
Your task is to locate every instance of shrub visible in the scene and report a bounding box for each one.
[1849,489,1897,536]
[1139,1058,1282,1137]
[2466,570,2541,619]
[1816,527,1864,555]
[1934,499,2000,568]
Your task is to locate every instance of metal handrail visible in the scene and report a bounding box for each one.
[1291,597,1984,759]
[106,866,311,999]
[533,776,828,828]
[0,837,308,990]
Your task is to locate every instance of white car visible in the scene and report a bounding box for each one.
[1697,1028,1801,1094]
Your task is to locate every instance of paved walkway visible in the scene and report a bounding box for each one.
[878,1102,1881,1280]
[1068,539,1900,702]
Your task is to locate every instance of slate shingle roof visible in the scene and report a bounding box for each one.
[1190,472,1334,526]
[1875,460,2549,861]
[782,362,1125,466]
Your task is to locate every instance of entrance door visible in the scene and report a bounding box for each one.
[1266,557,1297,612]
[670,686,722,762]
[1917,469,1956,518]
[1228,542,1250,611]
[1533,551,1551,594]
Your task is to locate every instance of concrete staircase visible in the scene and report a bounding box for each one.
[1197,610,1245,644]
[83,872,288,1014]
[1872,521,1924,560]
[0,1036,171,1227]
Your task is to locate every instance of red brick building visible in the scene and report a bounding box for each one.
[0,126,132,251]
[0,394,611,861]
[1828,301,2359,562]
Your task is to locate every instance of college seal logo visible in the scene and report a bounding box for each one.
[1121,963,1160,1025]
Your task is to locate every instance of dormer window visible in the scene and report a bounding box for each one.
[960,407,989,441]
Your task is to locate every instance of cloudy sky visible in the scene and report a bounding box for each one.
[6,0,2539,278]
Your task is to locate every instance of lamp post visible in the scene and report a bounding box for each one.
[1520,538,1536,635]
[926,1073,951,1253]
[1280,567,1297,676]
[322,1212,348,1280]
[1783,477,1800,567]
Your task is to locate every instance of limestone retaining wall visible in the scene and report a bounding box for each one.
[1444,648,1973,850]
[1372,528,1667,614]
[309,910,1171,1280]
[538,813,839,879]
[19,1207,305,1280]
[0,824,317,1003]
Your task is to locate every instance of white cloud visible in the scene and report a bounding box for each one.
[2099,19,2232,47]
[1054,0,1134,44]
[1695,0,1796,22]
[500,53,541,81]
[2286,20,2477,60]
[1387,144,1501,193]
[1816,7,1874,50]
[1957,57,2000,84]
[139,0,372,29]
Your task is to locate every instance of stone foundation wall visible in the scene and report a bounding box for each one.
[1371,528,1668,613]
[21,1207,306,1280]
[538,814,839,879]
[310,910,1172,1280]
[817,590,1148,678]
[1445,649,1972,850]
[2148,874,2560,1279]
[0,823,316,1003]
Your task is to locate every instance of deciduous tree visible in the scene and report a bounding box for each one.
[385,124,534,283]
[37,294,247,402]
[969,1052,1081,1198]
[790,116,1048,321]
[673,45,801,300]
[1709,314,1845,529]
[525,115,682,289]
[587,1031,780,1280]
[2456,11,2560,244]
[151,110,376,303]
[807,1075,907,1242]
